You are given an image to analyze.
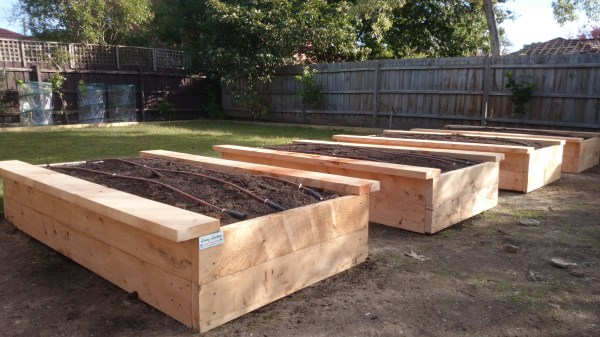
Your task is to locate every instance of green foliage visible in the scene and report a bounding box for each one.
[153,0,360,85]
[505,71,535,118]
[49,72,68,122]
[552,0,600,25]
[16,0,154,44]
[381,0,498,58]
[294,67,324,109]
[153,90,175,121]
[233,90,268,121]
[204,94,225,120]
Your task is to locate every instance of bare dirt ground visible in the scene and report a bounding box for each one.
[1,165,599,337]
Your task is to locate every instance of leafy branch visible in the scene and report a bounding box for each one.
[505,71,535,117]
[295,66,324,109]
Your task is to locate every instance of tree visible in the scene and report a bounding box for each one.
[154,0,360,84]
[552,0,600,25]
[16,0,154,45]
[382,0,496,58]
[483,0,500,55]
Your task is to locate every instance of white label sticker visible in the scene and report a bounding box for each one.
[199,231,224,250]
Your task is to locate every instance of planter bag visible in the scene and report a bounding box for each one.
[78,83,106,124]
[18,82,54,126]
[107,85,136,122]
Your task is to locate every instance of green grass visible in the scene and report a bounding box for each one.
[0,120,370,213]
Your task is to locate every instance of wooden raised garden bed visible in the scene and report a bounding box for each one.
[211,141,502,234]
[0,152,379,332]
[433,125,600,173]
[333,131,565,193]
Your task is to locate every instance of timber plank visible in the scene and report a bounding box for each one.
[198,228,368,332]
[294,139,504,163]
[333,134,562,192]
[4,197,195,327]
[414,127,594,173]
[0,160,219,242]
[198,194,368,284]
[140,150,380,195]
[333,134,534,154]
[3,178,195,280]
[213,145,499,233]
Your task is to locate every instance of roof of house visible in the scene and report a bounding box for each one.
[512,37,600,55]
[0,28,28,40]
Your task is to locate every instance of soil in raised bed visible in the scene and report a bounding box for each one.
[379,133,546,149]
[444,127,592,139]
[264,143,478,172]
[50,157,337,225]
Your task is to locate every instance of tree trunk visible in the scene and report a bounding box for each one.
[483,0,501,56]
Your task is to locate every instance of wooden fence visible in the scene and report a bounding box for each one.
[222,54,600,130]
[0,38,217,126]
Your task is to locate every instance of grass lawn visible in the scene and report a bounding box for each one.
[0,120,371,212]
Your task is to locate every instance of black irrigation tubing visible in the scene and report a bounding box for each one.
[258,175,324,201]
[105,158,288,212]
[51,166,246,220]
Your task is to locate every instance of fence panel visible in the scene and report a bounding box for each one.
[222,54,600,130]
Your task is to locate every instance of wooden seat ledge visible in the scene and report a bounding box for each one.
[0,160,220,242]
[140,150,380,195]
[209,145,440,180]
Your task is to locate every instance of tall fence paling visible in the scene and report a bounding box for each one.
[107,85,136,122]
[222,54,600,129]
[17,81,53,126]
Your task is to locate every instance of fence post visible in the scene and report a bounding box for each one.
[116,46,120,70]
[481,56,491,126]
[152,48,157,71]
[373,60,380,127]
[68,43,74,68]
[19,40,26,67]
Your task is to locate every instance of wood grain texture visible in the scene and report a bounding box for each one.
[0,160,219,242]
[140,150,380,195]
[197,228,369,332]
[213,145,499,233]
[332,134,563,192]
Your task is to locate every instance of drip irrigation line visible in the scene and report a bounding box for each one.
[52,166,246,220]
[105,158,288,212]
[258,175,324,201]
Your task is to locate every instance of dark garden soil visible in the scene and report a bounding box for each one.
[50,157,336,225]
[380,133,547,149]
[445,127,593,139]
[265,143,478,172]
[1,164,600,337]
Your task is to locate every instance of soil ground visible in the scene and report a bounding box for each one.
[1,166,599,337]
[266,143,476,172]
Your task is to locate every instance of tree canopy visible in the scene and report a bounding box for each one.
[552,0,600,25]
[15,0,510,84]
[16,0,154,45]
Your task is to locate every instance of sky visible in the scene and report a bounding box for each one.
[0,0,598,53]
